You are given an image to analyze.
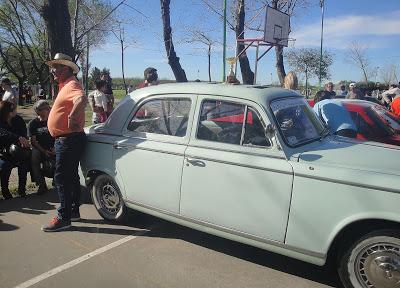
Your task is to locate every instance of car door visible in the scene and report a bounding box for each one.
[114,95,196,213]
[180,96,294,242]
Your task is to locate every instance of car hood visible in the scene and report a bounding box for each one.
[298,136,400,176]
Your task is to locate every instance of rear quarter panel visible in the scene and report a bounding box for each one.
[79,135,126,197]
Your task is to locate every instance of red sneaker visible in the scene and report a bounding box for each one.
[42,217,71,232]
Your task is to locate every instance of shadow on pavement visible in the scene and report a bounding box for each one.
[0,190,57,215]
[0,219,19,231]
[71,209,342,288]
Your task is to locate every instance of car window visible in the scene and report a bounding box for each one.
[350,111,375,138]
[128,98,191,137]
[271,98,323,147]
[243,107,270,147]
[197,100,245,145]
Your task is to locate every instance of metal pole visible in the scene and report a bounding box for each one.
[254,43,259,85]
[319,0,325,88]
[222,0,227,82]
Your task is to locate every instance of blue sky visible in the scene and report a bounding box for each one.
[90,0,400,85]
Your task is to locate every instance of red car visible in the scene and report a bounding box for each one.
[307,99,400,145]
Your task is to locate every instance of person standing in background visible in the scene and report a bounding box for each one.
[1,78,18,106]
[137,67,159,89]
[100,72,114,117]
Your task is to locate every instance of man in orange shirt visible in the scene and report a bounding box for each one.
[42,53,87,232]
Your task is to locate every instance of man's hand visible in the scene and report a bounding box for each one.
[18,137,30,148]
[68,116,80,130]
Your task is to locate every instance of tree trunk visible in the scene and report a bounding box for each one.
[272,0,286,86]
[235,0,254,84]
[18,79,24,106]
[275,46,286,86]
[121,41,127,94]
[160,0,187,82]
[41,0,74,59]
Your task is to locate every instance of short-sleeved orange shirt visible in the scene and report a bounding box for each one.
[48,76,86,137]
[391,97,400,117]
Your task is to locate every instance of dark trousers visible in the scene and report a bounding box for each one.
[54,132,86,222]
[31,148,46,186]
[0,159,28,196]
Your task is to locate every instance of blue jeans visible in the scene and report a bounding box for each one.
[54,132,86,222]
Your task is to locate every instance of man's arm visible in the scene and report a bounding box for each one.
[68,94,88,130]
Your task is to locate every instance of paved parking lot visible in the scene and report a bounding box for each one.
[0,192,341,288]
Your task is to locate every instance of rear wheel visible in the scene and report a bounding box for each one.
[91,174,126,222]
[338,230,400,288]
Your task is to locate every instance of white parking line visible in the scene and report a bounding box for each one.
[14,231,148,288]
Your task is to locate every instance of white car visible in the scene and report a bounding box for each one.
[80,83,400,288]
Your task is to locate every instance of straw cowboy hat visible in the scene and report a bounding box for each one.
[45,53,80,74]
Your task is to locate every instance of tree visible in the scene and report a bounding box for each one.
[286,48,333,94]
[271,0,311,86]
[0,0,49,102]
[380,64,398,85]
[41,0,74,58]
[160,0,187,82]
[201,0,254,84]
[90,66,101,87]
[346,41,371,83]
[235,0,254,84]
[185,29,217,82]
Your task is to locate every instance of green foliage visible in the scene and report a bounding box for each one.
[285,48,334,82]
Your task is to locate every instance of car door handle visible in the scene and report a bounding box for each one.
[113,143,130,150]
[185,157,206,167]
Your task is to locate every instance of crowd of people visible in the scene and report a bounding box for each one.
[283,72,400,137]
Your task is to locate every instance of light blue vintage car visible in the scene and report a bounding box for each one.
[80,83,400,288]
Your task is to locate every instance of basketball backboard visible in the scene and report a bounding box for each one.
[264,6,290,47]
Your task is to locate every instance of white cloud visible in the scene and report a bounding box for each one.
[292,11,400,48]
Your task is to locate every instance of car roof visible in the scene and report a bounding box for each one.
[128,82,301,103]
[103,83,302,133]
[335,99,378,107]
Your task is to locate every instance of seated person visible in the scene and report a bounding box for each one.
[313,96,357,138]
[28,100,55,195]
[0,101,30,198]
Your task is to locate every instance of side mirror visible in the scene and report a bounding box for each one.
[265,123,276,139]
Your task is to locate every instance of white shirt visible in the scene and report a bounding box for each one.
[2,89,18,105]
[88,90,108,123]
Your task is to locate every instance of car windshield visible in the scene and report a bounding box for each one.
[370,105,400,133]
[271,97,325,147]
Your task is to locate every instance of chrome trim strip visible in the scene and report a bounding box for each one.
[188,143,286,160]
[114,145,185,157]
[125,199,325,260]
[296,173,400,194]
[185,154,293,175]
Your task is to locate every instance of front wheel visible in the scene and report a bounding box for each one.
[338,230,400,288]
[91,174,126,222]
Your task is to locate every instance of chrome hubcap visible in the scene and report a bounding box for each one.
[355,242,400,288]
[99,182,120,215]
